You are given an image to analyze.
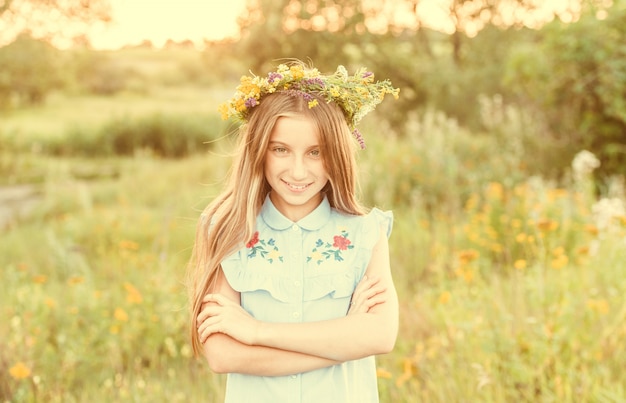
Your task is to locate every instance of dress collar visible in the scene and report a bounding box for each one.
[260,193,331,231]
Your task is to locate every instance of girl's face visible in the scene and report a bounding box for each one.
[264,116,329,222]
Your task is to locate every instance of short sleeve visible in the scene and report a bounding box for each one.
[353,208,393,277]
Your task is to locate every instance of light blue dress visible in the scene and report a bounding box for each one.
[220,194,393,403]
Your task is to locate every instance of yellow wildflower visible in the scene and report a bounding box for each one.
[438,291,451,304]
[32,274,47,284]
[290,65,305,79]
[376,367,392,379]
[114,308,129,322]
[217,103,230,120]
[585,224,599,236]
[235,98,246,112]
[576,245,589,256]
[395,358,415,387]
[458,249,480,265]
[537,218,559,232]
[9,362,31,380]
[456,267,474,283]
[514,259,527,270]
[587,298,609,315]
[487,182,504,200]
[119,240,139,251]
[551,254,568,269]
[67,276,84,285]
[124,282,143,304]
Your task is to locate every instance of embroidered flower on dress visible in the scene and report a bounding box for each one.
[247,231,283,263]
[307,229,355,265]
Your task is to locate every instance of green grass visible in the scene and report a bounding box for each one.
[1,93,625,402]
[0,86,233,143]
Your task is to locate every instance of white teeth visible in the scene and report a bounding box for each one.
[287,182,308,190]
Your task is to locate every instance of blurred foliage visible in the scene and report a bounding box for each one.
[504,3,626,177]
[53,114,225,158]
[1,113,227,159]
[0,0,625,178]
[0,33,67,107]
[69,50,139,95]
[0,0,111,47]
[2,132,625,401]
[225,0,626,177]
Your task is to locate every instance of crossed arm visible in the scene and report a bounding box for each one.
[198,228,399,376]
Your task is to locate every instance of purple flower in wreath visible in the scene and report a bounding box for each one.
[352,128,366,150]
[268,72,283,83]
[244,97,258,108]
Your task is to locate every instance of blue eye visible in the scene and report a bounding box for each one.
[309,149,320,157]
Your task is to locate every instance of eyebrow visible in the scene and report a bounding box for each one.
[268,141,320,148]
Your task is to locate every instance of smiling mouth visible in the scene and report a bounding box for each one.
[283,180,311,191]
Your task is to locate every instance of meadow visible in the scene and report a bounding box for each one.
[1,81,625,402]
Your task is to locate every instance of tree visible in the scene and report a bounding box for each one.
[0,0,111,47]
[504,0,626,176]
[0,33,65,107]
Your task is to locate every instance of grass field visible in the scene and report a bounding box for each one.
[1,84,625,402]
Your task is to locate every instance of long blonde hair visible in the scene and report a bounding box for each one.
[187,91,368,355]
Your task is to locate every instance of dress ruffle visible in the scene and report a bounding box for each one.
[221,207,393,303]
[221,250,291,302]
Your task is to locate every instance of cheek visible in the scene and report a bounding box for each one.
[264,155,282,177]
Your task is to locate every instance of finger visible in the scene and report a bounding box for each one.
[198,313,219,333]
[197,306,219,324]
[363,295,386,311]
[360,285,387,301]
[198,317,221,343]
[352,284,384,307]
[353,275,377,297]
[362,275,380,286]
[202,293,226,304]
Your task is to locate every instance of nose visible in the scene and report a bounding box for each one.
[290,156,307,180]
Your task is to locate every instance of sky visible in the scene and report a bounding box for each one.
[86,0,584,49]
[0,0,592,49]
[88,0,248,49]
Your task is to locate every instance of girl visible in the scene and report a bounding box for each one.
[187,62,400,402]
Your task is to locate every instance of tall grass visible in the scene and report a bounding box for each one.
[1,104,625,402]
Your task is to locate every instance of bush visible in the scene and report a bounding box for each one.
[0,34,66,108]
[46,113,228,158]
[503,3,626,177]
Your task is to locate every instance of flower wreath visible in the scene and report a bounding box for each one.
[218,62,399,149]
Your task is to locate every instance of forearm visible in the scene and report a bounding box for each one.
[203,333,341,376]
[255,308,398,362]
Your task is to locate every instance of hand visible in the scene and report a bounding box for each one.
[347,275,387,315]
[197,293,260,345]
